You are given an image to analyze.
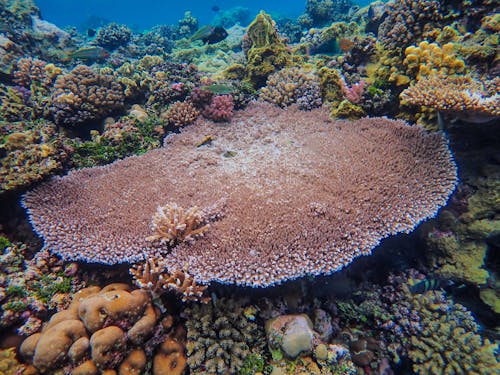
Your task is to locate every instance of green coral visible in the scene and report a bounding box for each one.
[69,117,162,168]
[408,292,499,374]
[331,99,366,119]
[244,11,292,88]
[318,67,343,105]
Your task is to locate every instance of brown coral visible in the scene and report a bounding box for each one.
[400,75,500,123]
[50,65,125,127]
[20,284,162,374]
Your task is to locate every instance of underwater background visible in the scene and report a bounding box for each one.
[0,0,499,374]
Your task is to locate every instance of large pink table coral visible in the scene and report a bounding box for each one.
[23,103,458,286]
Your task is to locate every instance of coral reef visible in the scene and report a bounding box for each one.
[50,65,125,127]
[259,67,322,110]
[183,297,266,374]
[22,103,457,285]
[94,23,132,50]
[0,239,80,335]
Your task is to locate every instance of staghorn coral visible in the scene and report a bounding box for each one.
[183,297,266,374]
[50,65,125,127]
[161,101,200,128]
[130,257,209,303]
[94,23,132,50]
[146,203,210,246]
[23,103,457,286]
[259,67,322,110]
[19,283,169,374]
[400,75,500,123]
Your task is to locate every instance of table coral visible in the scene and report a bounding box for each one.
[23,103,458,286]
[400,75,500,123]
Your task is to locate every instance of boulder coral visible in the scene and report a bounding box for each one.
[50,65,125,127]
[19,283,169,374]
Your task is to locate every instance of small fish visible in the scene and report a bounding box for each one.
[190,25,228,44]
[87,28,96,37]
[223,150,237,158]
[203,84,237,95]
[67,46,110,61]
[409,278,456,294]
[211,5,220,12]
[195,135,215,147]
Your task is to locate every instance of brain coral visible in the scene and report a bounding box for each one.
[23,103,457,286]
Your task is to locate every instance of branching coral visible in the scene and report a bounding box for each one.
[183,297,266,374]
[400,75,500,123]
[161,101,200,127]
[130,257,209,303]
[94,23,132,50]
[146,203,210,246]
[403,41,466,80]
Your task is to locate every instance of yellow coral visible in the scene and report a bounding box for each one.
[403,41,466,80]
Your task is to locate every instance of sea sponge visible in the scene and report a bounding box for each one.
[244,11,291,87]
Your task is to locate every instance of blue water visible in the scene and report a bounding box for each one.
[36,0,305,31]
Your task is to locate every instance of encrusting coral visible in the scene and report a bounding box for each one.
[23,103,457,286]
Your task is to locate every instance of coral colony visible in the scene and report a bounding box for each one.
[0,0,499,374]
